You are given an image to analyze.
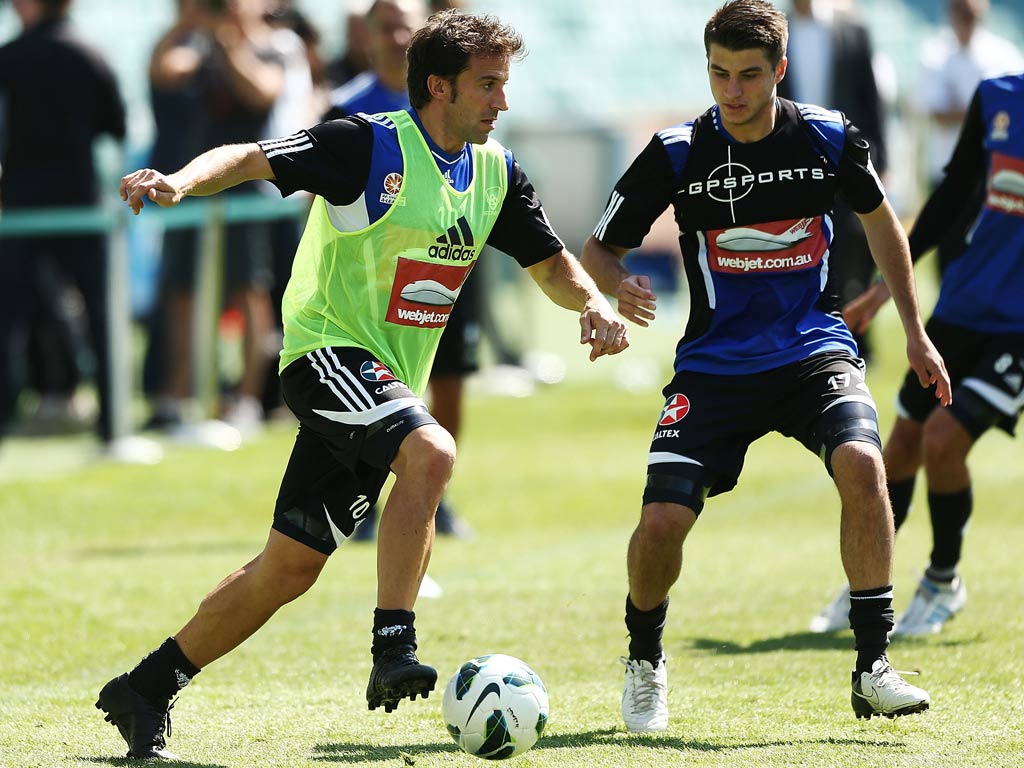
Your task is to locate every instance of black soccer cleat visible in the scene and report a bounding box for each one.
[366,646,437,713]
[95,674,178,760]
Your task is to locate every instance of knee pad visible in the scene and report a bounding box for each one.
[643,463,712,515]
[814,401,881,476]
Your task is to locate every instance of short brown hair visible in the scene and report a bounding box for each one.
[407,8,524,108]
[704,0,788,67]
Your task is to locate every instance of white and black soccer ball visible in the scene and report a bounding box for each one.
[441,654,549,760]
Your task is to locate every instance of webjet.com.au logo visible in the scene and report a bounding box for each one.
[395,307,452,325]
[714,253,815,272]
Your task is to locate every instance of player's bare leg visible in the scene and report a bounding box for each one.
[175,531,327,667]
[627,502,697,610]
[833,441,893,591]
[367,424,455,712]
[96,531,327,758]
[894,407,974,636]
[621,502,697,732]
[377,423,455,609]
[832,441,929,718]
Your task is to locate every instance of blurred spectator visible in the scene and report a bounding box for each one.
[778,0,887,360]
[917,0,1023,275]
[266,1,328,93]
[262,0,322,421]
[324,0,373,89]
[323,0,422,121]
[144,0,312,442]
[0,0,126,450]
[142,0,206,434]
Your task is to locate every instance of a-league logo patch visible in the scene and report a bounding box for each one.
[360,361,397,382]
[659,394,691,425]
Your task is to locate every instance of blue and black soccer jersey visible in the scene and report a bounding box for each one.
[323,71,411,122]
[909,71,1024,334]
[594,98,885,375]
[259,110,562,265]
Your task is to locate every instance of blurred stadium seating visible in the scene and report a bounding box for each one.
[2,0,1020,167]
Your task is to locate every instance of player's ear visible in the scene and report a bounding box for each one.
[775,55,788,85]
[427,74,450,102]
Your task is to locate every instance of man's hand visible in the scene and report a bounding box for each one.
[580,304,629,361]
[120,168,184,215]
[616,274,657,327]
[842,280,889,335]
[907,333,953,406]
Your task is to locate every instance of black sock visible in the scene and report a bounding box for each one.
[927,488,972,576]
[889,476,916,532]
[371,608,417,660]
[849,585,893,675]
[127,637,201,706]
[625,595,669,667]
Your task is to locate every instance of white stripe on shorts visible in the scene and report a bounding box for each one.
[307,349,374,411]
[647,452,703,467]
[314,397,424,426]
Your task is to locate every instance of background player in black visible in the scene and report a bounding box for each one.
[811,73,1024,637]
[582,0,950,732]
[0,0,126,450]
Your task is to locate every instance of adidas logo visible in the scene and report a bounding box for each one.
[428,216,476,261]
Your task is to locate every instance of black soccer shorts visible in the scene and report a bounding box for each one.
[431,267,483,377]
[897,317,1024,438]
[644,351,881,513]
[272,347,438,554]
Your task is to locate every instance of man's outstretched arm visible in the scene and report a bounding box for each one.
[120,143,273,214]
[859,199,952,406]
[526,248,629,361]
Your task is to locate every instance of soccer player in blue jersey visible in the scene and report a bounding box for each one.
[810,70,1024,638]
[582,0,951,731]
[95,10,627,760]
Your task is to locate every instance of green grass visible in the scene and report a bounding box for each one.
[1,295,1022,767]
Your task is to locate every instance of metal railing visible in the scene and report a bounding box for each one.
[0,194,309,442]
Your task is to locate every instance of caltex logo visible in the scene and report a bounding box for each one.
[658,394,690,425]
[360,361,397,382]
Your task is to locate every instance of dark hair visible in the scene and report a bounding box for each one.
[704,0,788,67]
[406,8,524,109]
[39,0,72,15]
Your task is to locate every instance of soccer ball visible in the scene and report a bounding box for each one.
[441,654,549,760]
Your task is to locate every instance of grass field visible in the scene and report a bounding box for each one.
[1,293,1022,768]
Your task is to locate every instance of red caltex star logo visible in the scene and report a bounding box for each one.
[658,394,691,425]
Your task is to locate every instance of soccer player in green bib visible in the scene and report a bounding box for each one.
[99,9,628,760]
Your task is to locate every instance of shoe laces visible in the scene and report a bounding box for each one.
[868,661,920,692]
[157,697,176,741]
[620,657,665,710]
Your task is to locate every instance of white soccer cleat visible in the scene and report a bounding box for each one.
[808,584,852,633]
[851,659,930,719]
[893,576,967,637]
[620,657,668,732]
